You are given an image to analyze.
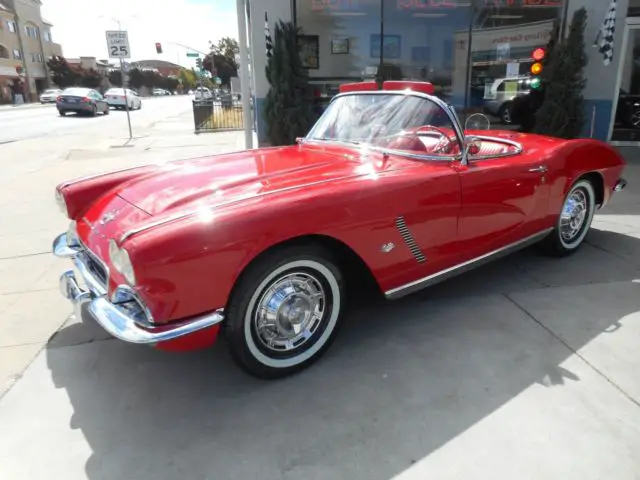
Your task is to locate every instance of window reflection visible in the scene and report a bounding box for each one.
[468,0,563,128]
[295,0,564,129]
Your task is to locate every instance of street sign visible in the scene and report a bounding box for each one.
[106,30,131,59]
[186,52,199,58]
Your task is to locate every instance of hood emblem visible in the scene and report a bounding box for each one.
[99,209,120,225]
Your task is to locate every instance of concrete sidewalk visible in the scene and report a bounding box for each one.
[0,117,256,396]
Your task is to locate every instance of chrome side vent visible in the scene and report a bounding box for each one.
[395,216,426,263]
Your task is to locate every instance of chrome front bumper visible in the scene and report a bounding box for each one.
[53,232,224,345]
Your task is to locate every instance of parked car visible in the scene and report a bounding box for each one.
[104,88,142,110]
[194,87,213,101]
[483,76,533,124]
[40,88,62,103]
[53,80,627,379]
[56,87,110,117]
[152,88,170,96]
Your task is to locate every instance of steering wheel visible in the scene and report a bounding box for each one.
[410,125,455,154]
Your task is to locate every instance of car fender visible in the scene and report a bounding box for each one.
[126,181,387,324]
[547,139,626,212]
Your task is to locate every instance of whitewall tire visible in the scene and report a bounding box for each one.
[225,245,346,378]
[539,178,596,256]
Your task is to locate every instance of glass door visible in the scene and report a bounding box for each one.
[611,24,640,142]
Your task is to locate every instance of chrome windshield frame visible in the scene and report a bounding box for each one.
[304,89,467,162]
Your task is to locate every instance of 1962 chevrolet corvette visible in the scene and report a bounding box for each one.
[53,80,627,378]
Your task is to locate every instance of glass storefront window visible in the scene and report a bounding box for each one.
[470,0,564,127]
[295,0,564,129]
[380,0,471,108]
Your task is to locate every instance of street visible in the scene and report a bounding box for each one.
[0,95,192,145]
[0,99,639,480]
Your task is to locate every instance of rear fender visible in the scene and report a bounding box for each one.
[550,139,626,210]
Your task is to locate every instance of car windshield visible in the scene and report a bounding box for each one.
[43,89,59,94]
[306,93,459,149]
[106,88,125,94]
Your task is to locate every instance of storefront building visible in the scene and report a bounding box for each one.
[241,0,640,147]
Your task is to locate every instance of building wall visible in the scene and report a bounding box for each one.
[571,0,630,140]
[3,0,63,99]
[0,9,22,103]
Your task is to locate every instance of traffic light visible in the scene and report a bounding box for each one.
[196,57,202,70]
[529,47,546,90]
[155,42,162,54]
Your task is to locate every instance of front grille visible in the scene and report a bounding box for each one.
[84,251,108,287]
[78,239,109,290]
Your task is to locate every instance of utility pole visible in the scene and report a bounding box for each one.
[236,0,253,149]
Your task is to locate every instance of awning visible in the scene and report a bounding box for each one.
[0,66,19,77]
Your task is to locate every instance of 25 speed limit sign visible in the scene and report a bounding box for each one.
[106,30,131,59]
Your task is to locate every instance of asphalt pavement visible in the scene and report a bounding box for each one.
[0,103,639,480]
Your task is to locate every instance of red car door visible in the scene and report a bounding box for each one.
[454,148,551,262]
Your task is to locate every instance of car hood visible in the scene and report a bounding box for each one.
[116,145,387,217]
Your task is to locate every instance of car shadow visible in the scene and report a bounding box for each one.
[44,228,640,480]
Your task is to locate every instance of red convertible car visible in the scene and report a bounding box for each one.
[53,81,627,378]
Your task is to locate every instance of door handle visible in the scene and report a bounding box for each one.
[528,165,548,173]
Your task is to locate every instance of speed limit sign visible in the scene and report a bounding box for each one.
[106,30,131,59]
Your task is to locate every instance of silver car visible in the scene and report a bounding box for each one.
[483,77,532,124]
[56,87,110,117]
[40,88,62,103]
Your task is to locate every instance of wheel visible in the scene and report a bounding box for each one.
[538,179,596,257]
[498,102,513,124]
[89,105,97,117]
[103,106,110,115]
[58,110,65,116]
[225,245,346,379]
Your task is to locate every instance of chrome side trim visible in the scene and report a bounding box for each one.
[385,228,553,300]
[395,216,426,263]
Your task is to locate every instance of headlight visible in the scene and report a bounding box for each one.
[66,221,79,247]
[55,188,68,216]
[109,239,136,285]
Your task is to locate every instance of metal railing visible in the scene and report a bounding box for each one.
[193,94,245,134]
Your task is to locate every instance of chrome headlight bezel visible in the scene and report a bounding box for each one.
[108,239,136,286]
[66,221,79,248]
[55,188,68,216]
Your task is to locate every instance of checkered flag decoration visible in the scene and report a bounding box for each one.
[594,0,617,66]
[265,11,273,59]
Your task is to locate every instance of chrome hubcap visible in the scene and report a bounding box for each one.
[254,272,326,352]
[560,189,588,242]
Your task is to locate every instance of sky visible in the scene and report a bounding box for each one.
[41,0,239,68]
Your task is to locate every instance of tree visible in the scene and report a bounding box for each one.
[108,70,123,87]
[510,19,560,132]
[263,21,314,145]
[47,56,79,88]
[179,68,198,90]
[532,8,588,139]
[80,68,103,89]
[128,68,145,90]
[203,37,239,87]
